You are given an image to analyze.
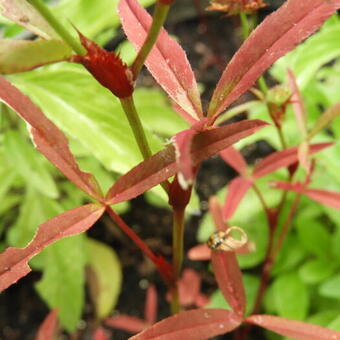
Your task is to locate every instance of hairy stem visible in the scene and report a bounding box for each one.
[27,0,86,55]
[131,2,170,78]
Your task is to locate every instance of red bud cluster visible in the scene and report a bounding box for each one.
[72,32,134,98]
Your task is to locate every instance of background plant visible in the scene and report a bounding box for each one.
[0,0,340,339]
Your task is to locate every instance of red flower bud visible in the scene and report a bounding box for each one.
[71,32,134,98]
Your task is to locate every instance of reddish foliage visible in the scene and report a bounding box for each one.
[0,204,104,291]
[92,327,110,340]
[35,309,59,340]
[246,314,340,340]
[219,146,248,177]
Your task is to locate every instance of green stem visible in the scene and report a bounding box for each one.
[258,76,268,95]
[131,2,170,78]
[120,96,153,160]
[239,12,250,40]
[28,0,86,55]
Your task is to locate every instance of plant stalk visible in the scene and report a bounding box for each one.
[27,0,86,55]
[131,2,170,78]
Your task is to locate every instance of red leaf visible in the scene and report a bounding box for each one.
[209,196,227,232]
[172,119,208,189]
[187,244,211,261]
[106,120,267,204]
[0,76,102,200]
[93,328,110,340]
[223,177,252,220]
[208,0,340,116]
[270,181,306,194]
[118,0,203,120]
[178,269,201,307]
[35,309,59,340]
[128,309,241,340]
[252,143,332,179]
[246,314,340,340]
[211,252,246,317]
[0,204,104,291]
[220,146,248,177]
[145,284,157,325]
[305,188,340,210]
[106,315,149,333]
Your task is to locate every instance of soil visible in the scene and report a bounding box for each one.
[0,1,284,339]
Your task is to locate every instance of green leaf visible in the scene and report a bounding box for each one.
[299,258,335,284]
[9,63,186,175]
[86,238,122,320]
[295,217,332,260]
[271,17,340,90]
[328,315,340,331]
[54,0,155,40]
[36,234,87,332]
[0,39,72,74]
[319,274,340,299]
[3,129,58,198]
[307,310,340,327]
[7,188,63,247]
[272,272,309,320]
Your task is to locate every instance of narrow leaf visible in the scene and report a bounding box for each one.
[93,328,110,340]
[0,0,58,39]
[308,102,340,140]
[246,314,340,340]
[209,196,226,232]
[305,188,340,210]
[35,309,59,340]
[270,181,306,194]
[106,119,267,204]
[187,244,211,261]
[223,177,252,220]
[253,143,332,179]
[211,252,246,317]
[208,0,340,116]
[119,0,203,120]
[0,76,102,200]
[220,146,248,177]
[145,284,157,324]
[287,69,307,138]
[106,315,149,333]
[129,309,241,340]
[0,204,104,291]
[0,39,72,74]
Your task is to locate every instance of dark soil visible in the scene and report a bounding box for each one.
[0,1,284,339]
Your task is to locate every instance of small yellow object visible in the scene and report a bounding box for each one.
[207,226,248,252]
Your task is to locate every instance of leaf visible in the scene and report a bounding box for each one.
[35,309,59,340]
[211,251,246,317]
[272,272,309,320]
[144,284,157,324]
[86,238,122,320]
[93,327,110,340]
[187,244,211,261]
[106,119,267,204]
[0,204,104,291]
[219,146,248,177]
[128,309,241,340]
[208,0,340,116]
[3,130,58,198]
[246,314,340,340]
[36,234,86,332]
[308,102,340,140]
[0,0,58,39]
[0,76,102,200]
[176,269,201,307]
[106,315,149,333]
[0,39,72,74]
[299,258,334,284]
[223,177,252,220]
[319,274,340,299]
[252,143,332,179]
[119,0,203,120]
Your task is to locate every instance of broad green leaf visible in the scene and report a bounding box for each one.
[272,272,309,320]
[54,0,154,40]
[9,63,187,175]
[36,234,87,332]
[307,310,340,327]
[319,274,340,299]
[299,258,335,284]
[7,187,63,247]
[271,16,340,90]
[295,217,332,260]
[0,39,72,74]
[3,130,58,198]
[86,238,122,320]
[328,315,340,331]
